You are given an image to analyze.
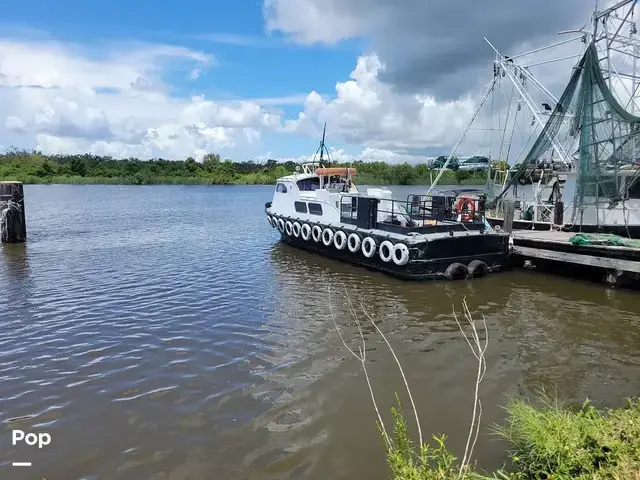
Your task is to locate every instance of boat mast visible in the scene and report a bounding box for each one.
[318,122,328,167]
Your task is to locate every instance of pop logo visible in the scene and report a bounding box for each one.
[12,429,51,449]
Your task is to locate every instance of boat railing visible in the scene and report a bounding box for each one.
[340,194,488,234]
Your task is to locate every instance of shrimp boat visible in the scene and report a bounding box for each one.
[433,1,640,237]
[264,133,511,280]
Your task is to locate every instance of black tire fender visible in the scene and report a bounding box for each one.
[468,260,490,278]
[444,262,469,280]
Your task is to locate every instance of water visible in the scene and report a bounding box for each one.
[1,184,639,480]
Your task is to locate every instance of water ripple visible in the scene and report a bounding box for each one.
[0,185,639,480]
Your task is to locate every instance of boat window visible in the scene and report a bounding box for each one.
[308,202,323,215]
[294,201,308,213]
[276,182,288,193]
[628,179,640,199]
[297,177,320,191]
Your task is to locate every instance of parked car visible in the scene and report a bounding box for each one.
[458,156,490,172]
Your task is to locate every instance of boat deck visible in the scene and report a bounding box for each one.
[510,229,640,285]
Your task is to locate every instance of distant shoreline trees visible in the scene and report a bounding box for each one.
[0,149,488,186]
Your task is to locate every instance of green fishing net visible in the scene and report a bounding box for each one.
[492,43,640,225]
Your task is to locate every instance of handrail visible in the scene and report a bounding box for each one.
[339,193,487,232]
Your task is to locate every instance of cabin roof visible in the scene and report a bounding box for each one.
[275,173,318,183]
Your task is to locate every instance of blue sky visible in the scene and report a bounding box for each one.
[0,0,596,163]
[2,0,360,99]
[0,0,375,160]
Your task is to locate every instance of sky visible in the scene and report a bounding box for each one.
[0,0,613,163]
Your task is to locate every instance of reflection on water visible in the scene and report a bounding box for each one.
[0,184,638,479]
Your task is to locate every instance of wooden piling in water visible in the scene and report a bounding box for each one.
[501,200,515,234]
[0,181,26,243]
[554,201,564,226]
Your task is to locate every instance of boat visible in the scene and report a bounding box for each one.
[264,130,511,281]
[430,0,640,237]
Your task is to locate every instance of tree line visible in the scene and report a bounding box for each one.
[0,149,488,186]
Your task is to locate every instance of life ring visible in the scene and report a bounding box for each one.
[322,228,334,246]
[455,196,476,220]
[312,225,322,242]
[347,233,361,253]
[379,240,394,263]
[292,222,301,237]
[277,218,285,231]
[267,215,273,227]
[361,237,377,258]
[301,223,312,241]
[285,221,293,236]
[392,243,410,266]
[334,230,347,250]
[270,216,277,228]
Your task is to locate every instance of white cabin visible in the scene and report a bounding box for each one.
[270,163,359,224]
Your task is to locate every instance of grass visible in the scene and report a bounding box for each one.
[385,396,640,480]
[496,395,640,479]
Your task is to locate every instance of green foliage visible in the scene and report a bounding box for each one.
[384,399,491,480]
[0,149,489,186]
[70,157,87,177]
[342,161,485,186]
[496,396,640,479]
[0,150,295,185]
[455,170,471,183]
[384,395,640,480]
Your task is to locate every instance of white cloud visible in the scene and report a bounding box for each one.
[263,0,367,46]
[260,0,640,167]
[2,0,630,167]
[264,145,434,165]
[0,32,488,163]
[283,53,478,154]
[263,0,594,98]
[0,37,283,160]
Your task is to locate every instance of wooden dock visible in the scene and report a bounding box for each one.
[510,230,640,287]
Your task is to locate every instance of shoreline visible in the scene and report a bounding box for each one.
[8,177,487,187]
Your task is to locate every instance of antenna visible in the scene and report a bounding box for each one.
[318,123,328,167]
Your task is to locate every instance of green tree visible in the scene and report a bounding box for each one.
[393,163,414,185]
[455,169,471,183]
[415,163,429,177]
[203,153,221,171]
[70,158,87,177]
[185,157,199,174]
[266,159,278,170]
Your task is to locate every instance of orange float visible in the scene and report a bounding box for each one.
[314,167,357,176]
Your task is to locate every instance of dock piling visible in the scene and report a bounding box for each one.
[554,201,564,225]
[502,200,515,234]
[605,269,623,286]
[0,181,26,243]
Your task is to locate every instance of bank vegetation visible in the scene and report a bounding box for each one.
[0,149,487,186]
